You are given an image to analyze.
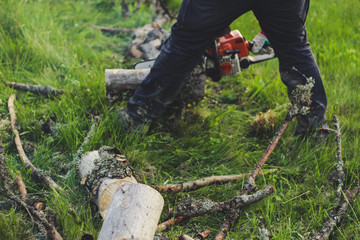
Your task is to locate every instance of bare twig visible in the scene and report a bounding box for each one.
[16,171,27,200]
[242,113,293,195]
[308,185,360,240]
[178,234,194,240]
[8,95,61,191]
[178,229,210,240]
[91,25,133,35]
[2,189,63,240]
[173,185,274,218]
[6,82,64,96]
[332,115,345,199]
[0,141,63,240]
[214,209,239,240]
[194,229,211,240]
[152,169,278,193]
[156,216,184,232]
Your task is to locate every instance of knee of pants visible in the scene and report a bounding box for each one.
[280,68,307,89]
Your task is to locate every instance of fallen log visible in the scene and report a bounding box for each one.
[105,64,207,119]
[105,68,150,102]
[127,21,169,59]
[78,146,164,239]
[97,183,164,240]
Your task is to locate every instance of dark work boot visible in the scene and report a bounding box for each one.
[294,114,329,142]
[117,109,149,132]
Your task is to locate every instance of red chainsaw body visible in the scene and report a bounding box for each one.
[207,30,251,76]
[217,30,250,58]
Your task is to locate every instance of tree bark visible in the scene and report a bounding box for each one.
[78,146,164,239]
[6,82,64,96]
[173,185,274,218]
[105,68,150,102]
[8,94,61,191]
[97,183,164,240]
[152,169,278,193]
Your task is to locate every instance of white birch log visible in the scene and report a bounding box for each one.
[78,149,137,218]
[78,147,164,239]
[105,68,150,102]
[98,183,164,240]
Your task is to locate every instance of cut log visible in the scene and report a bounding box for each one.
[78,146,164,239]
[78,147,137,217]
[105,68,150,102]
[105,64,206,120]
[97,183,164,240]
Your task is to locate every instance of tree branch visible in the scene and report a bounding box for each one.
[242,113,293,195]
[308,185,360,240]
[6,82,64,96]
[8,94,61,191]
[173,185,275,218]
[152,169,278,193]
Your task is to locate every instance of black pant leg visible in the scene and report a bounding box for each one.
[127,0,252,120]
[253,0,327,128]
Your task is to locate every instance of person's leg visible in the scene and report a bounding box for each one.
[253,0,327,134]
[126,0,253,123]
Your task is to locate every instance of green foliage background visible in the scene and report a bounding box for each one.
[0,0,359,239]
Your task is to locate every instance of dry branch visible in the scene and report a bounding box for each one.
[156,216,185,232]
[214,209,239,240]
[152,169,278,193]
[3,189,63,240]
[0,141,63,240]
[178,229,210,240]
[308,185,360,240]
[242,114,293,195]
[194,229,211,240]
[173,185,274,218]
[6,82,64,96]
[16,171,27,200]
[178,234,195,240]
[91,25,133,35]
[8,94,61,191]
[332,115,345,199]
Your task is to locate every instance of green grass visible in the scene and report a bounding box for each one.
[0,0,359,239]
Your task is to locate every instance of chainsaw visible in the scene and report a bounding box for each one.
[133,29,276,82]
